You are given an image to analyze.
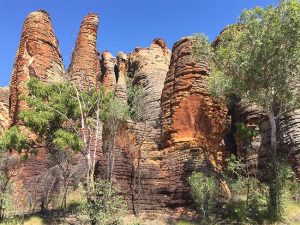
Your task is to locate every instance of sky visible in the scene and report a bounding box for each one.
[0,0,278,87]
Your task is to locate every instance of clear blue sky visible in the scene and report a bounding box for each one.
[0,0,278,87]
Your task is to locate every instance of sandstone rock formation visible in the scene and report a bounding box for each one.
[9,10,65,125]
[279,110,300,180]
[7,10,65,208]
[128,38,171,144]
[0,87,9,136]
[6,9,299,216]
[115,51,128,103]
[161,37,229,168]
[100,51,117,91]
[68,13,100,89]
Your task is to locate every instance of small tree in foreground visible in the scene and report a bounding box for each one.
[0,78,129,218]
[80,179,126,225]
[193,0,300,220]
[189,172,218,223]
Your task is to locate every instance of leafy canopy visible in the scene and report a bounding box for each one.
[0,78,127,154]
[194,0,300,114]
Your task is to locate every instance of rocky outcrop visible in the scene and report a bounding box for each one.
[161,37,229,169]
[115,51,128,103]
[7,10,65,208]
[279,110,300,180]
[128,38,171,144]
[9,9,300,216]
[100,51,117,91]
[9,10,65,125]
[68,13,100,89]
[0,87,9,136]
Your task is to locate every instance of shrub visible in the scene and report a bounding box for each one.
[188,172,218,223]
[79,179,126,225]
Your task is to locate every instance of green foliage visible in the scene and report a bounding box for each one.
[0,78,116,155]
[80,179,126,225]
[192,33,214,63]
[195,0,300,113]
[266,161,297,221]
[193,1,300,222]
[235,122,258,141]
[225,155,269,224]
[126,78,145,121]
[0,215,44,225]
[0,174,12,220]
[0,126,30,154]
[188,172,218,223]
[53,129,83,153]
[224,155,300,224]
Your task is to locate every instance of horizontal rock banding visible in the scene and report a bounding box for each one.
[68,13,100,89]
[9,10,65,126]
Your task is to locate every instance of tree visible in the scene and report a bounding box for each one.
[0,78,128,216]
[188,172,218,223]
[193,0,300,219]
[80,179,126,225]
[126,78,148,217]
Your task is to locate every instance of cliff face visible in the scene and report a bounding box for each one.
[100,51,117,91]
[68,13,100,89]
[279,110,300,180]
[128,38,171,145]
[161,37,229,170]
[2,10,299,215]
[5,10,65,208]
[9,10,65,126]
[0,87,9,136]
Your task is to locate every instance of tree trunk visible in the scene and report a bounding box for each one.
[267,111,279,217]
[61,173,67,212]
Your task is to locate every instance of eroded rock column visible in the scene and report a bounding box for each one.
[68,13,100,89]
[9,10,65,125]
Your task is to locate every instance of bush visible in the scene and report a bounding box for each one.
[79,179,126,225]
[126,77,145,121]
[188,172,218,223]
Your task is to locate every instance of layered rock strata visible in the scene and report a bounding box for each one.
[9,10,65,125]
[68,13,100,89]
[279,110,300,180]
[161,37,229,169]
[100,51,117,91]
[8,10,65,208]
[115,51,128,103]
[0,87,9,136]
[128,38,171,145]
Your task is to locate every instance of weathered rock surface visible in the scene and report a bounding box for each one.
[68,13,100,89]
[9,10,65,125]
[128,38,171,144]
[115,51,128,103]
[7,9,300,216]
[234,101,300,181]
[100,51,117,91]
[0,87,9,136]
[161,37,229,169]
[8,10,65,208]
[279,110,300,180]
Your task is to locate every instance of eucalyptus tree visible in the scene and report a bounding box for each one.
[193,0,300,219]
[0,78,128,207]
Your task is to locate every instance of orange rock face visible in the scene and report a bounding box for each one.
[161,37,229,164]
[100,51,117,91]
[68,13,100,89]
[0,86,9,136]
[9,10,65,125]
[7,10,65,208]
